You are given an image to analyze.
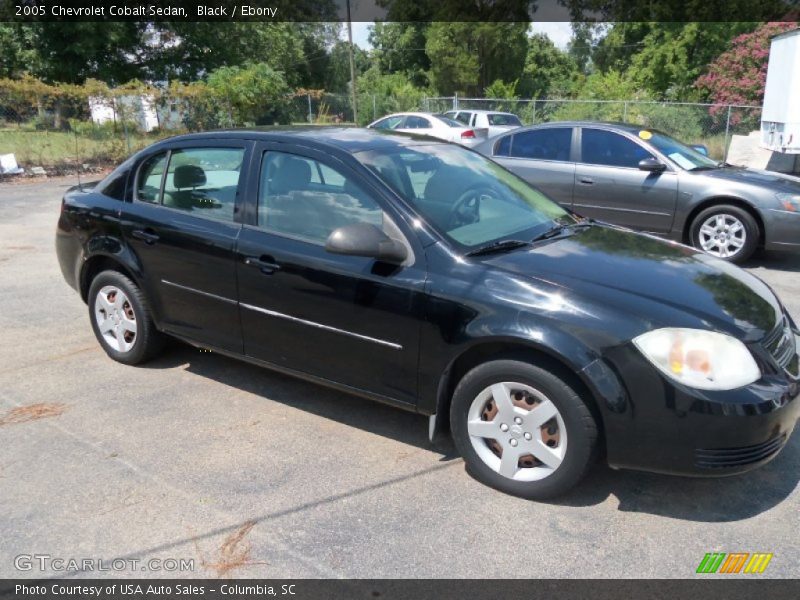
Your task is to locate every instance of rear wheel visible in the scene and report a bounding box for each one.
[88,270,164,365]
[450,360,598,499]
[689,204,758,263]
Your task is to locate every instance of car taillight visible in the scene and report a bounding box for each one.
[461,130,476,139]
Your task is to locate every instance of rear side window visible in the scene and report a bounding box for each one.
[510,128,572,161]
[372,116,404,130]
[581,129,653,168]
[453,112,472,125]
[136,153,167,204]
[258,151,383,245]
[494,135,512,156]
[162,147,244,221]
[98,168,129,200]
[488,113,522,126]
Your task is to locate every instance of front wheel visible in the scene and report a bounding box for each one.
[88,270,164,365]
[450,360,598,499]
[689,205,759,263]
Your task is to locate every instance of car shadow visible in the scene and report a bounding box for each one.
[744,251,800,273]
[144,341,459,458]
[145,341,798,522]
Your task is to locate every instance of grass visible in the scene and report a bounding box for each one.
[0,127,176,168]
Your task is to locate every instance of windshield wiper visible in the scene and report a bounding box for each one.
[465,239,531,257]
[530,220,592,243]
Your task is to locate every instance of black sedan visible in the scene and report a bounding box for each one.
[56,128,800,498]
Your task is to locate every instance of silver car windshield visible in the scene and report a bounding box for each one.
[358,144,571,249]
[646,131,719,171]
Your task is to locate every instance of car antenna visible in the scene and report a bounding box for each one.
[74,129,83,191]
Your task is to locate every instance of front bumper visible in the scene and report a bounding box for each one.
[601,336,800,476]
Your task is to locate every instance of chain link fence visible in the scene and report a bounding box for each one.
[1,89,762,175]
[424,96,762,161]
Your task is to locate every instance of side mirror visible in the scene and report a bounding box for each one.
[638,158,667,172]
[691,144,709,156]
[325,222,408,264]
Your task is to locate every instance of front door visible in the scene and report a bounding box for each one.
[235,144,426,406]
[120,141,251,351]
[573,128,678,233]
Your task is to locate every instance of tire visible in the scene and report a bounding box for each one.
[689,204,759,264]
[450,359,598,500]
[88,270,164,365]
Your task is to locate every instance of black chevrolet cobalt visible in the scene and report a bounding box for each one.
[56,128,800,498]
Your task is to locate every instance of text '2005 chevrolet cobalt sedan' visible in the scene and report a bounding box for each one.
[56,128,800,498]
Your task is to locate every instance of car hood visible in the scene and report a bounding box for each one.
[483,225,781,340]
[693,165,800,193]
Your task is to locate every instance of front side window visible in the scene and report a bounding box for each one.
[258,151,382,244]
[645,131,719,170]
[358,144,569,249]
[405,116,432,129]
[510,128,572,161]
[161,147,244,221]
[580,129,653,168]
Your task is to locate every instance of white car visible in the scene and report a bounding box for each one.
[443,109,523,138]
[367,112,488,147]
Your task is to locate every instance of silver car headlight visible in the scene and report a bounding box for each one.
[777,193,800,212]
[633,328,760,390]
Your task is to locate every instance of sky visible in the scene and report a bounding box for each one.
[343,22,574,50]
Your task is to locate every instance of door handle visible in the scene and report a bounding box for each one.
[578,177,594,185]
[131,229,159,244]
[244,255,282,274]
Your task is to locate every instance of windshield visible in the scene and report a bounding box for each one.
[646,131,719,170]
[357,144,571,249]
[488,113,522,126]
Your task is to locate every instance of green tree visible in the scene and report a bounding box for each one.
[369,22,431,87]
[206,62,291,125]
[519,33,582,98]
[425,22,528,95]
[325,40,370,94]
[593,23,759,100]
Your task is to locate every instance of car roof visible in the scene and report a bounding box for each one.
[148,126,449,154]
[507,121,646,133]
[445,109,519,116]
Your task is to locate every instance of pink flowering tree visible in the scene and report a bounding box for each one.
[695,22,798,126]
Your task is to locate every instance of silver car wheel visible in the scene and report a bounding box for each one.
[698,214,746,258]
[467,381,567,482]
[94,285,137,353]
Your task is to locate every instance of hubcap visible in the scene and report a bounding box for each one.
[94,285,137,352]
[698,214,746,258]
[467,382,567,482]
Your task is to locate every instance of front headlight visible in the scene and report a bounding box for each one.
[776,193,800,212]
[633,328,760,390]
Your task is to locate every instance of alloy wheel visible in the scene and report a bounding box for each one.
[467,381,567,482]
[698,214,746,259]
[94,285,137,352]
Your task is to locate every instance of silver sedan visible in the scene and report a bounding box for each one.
[476,121,800,263]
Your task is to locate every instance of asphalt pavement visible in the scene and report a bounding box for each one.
[1,176,798,579]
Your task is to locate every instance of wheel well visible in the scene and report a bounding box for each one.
[80,256,137,303]
[682,197,765,246]
[437,342,606,452]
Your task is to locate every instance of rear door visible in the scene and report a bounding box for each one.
[490,127,576,206]
[573,127,678,232]
[235,143,426,406]
[120,140,251,351]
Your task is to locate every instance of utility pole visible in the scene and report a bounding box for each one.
[346,0,358,124]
